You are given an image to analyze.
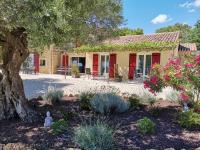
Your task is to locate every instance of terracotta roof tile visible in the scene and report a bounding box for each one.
[103,32,180,45]
[178,43,197,51]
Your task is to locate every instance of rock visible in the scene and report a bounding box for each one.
[164,148,175,150]
[67,148,81,150]
[3,143,25,150]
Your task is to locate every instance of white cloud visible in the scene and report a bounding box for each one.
[180,0,200,11]
[188,9,195,12]
[151,14,171,24]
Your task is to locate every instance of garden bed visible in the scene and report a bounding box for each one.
[0,96,199,150]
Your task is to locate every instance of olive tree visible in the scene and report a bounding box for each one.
[0,0,123,122]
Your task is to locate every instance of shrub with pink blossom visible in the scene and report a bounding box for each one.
[144,53,200,107]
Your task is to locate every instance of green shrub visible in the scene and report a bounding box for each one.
[95,85,120,94]
[61,111,76,121]
[79,92,95,110]
[44,88,63,103]
[149,107,162,117]
[166,90,180,102]
[137,117,155,135]
[71,64,80,78]
[179,110,200,128]
[74,121,114,150]
[140,91,157,106]
[128,94,141,108]
[51,119,68,135]
[90,93,130,114]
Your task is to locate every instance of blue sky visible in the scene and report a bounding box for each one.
[122,0,200,34]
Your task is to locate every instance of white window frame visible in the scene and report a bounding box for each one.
[100,53,110,76]
[136,52,152,78]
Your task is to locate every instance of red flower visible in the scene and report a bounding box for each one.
[195,108,200,113]
[150,75,158,84]
[180,92,190,102]
[195,55,200,64]
[143,81,150,89]
[175,58,181,65]
[195,72,200,76]
[185,63,194,68]
[163,74,170,81]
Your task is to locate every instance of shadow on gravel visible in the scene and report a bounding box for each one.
[23,78,73,99]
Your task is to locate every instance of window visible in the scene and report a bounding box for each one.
[137,54,152,76]
[40,59,46,66]
[138,55,144,74]
[145,55,152,75]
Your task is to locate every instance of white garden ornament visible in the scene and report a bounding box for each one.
[44,111,53,127]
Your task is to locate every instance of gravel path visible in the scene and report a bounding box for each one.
[21,73,173,99]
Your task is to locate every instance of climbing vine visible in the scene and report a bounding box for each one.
[70,41,178,53]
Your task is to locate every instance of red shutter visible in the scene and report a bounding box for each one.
[152,53,161,66]
[128,53,136,80]
[109,54,117,78]
[34,53,39,73]
[62,54,68,67]
[93,54,99,76]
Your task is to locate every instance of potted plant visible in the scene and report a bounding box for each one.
[71,64,80,78]
[115,74,123,82]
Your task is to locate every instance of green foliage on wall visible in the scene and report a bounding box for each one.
[70,41,178,53]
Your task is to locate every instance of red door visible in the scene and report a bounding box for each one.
[93,54,99,76]
[62,54,68,67]
[128,53,136,80]
[109,54,117,78]
[34,53,39,73]
[152,53,161,66]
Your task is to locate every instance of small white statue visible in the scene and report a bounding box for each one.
[183,102,189,112]
[44,111,53,127]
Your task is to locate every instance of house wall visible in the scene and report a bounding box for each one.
[81,49,176,80]
[39,46,61,74]
[37,47,177,77]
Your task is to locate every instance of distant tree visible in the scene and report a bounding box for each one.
[156,23,191,42]
[113,27,144,36]
[188,20,200,50]
[0,0,123,122]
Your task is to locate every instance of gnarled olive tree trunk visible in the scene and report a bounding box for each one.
[0,27,40,122]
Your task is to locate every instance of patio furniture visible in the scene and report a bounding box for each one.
[85,68,92,79]
[57,66,71,75]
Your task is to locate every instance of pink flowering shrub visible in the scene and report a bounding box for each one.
[144,53,200,106]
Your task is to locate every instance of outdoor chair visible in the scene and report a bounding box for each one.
[85,68,92,79]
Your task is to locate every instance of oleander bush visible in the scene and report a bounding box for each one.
[137,117,156,135]
[51,119,68,135]
[144,53,200,108]
[179,110,200,128]
[74,121,114,150]
[79,91,95,110]
[90,93,130,114]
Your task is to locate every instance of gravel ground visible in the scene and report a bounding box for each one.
[21,73,173,99]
